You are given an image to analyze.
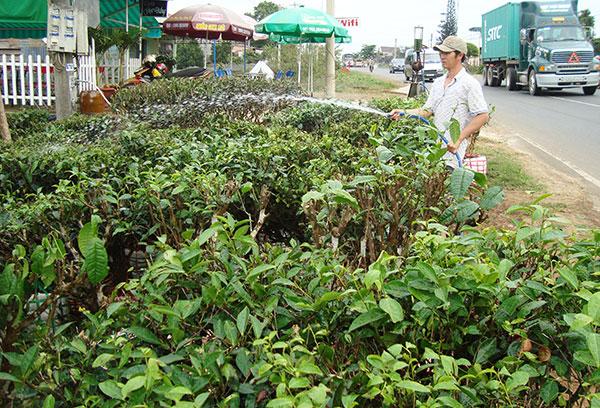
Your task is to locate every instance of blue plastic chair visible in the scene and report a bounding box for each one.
[225,69,232,76]
[276,71,284,79]
[286,70,295,78]
[215,69,225,77]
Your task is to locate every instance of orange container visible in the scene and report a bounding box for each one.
[79,90,105,114]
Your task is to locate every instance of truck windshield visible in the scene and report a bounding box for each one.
[424,53,441,63]
[536,26,585,42]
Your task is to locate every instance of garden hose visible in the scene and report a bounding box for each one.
[388,112,462,168]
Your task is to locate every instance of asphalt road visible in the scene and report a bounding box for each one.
[369,66,600,202]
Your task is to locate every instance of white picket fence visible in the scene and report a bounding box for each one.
[1,52,142,107]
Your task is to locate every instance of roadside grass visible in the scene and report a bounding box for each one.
[312,69,399,95]
[476,137,544,191]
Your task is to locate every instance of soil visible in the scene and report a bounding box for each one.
[478,123,600,233]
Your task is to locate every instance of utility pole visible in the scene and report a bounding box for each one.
[49,0,75,119]
[325,0,335,98]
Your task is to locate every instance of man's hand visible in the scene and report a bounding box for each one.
[387,109,403,119]
[446,139,459,154]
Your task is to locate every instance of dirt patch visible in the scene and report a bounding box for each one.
[478,121,600,233]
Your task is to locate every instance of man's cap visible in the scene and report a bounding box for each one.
[434,36,467,55]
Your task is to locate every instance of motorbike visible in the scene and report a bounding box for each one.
[123,55,168,87]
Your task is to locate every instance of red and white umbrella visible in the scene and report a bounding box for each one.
[163,4,253,41]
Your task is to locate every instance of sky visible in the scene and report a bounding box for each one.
[166,0,600,53]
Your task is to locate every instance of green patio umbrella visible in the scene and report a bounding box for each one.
[255,6,350,85]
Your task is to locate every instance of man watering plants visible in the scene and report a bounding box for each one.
[388,36,489,170]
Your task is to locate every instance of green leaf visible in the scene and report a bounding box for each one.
[569,314,593,330]
[480,186,505,210]
[437,396,462,408]
[516,226,539,243]
[308,385,328,405]
[42,395,55,408]
[297,361,323,375]
[558,268,579,290]
[92,353,114,368]
[441,200,479,224]
[126,327,161,345]
[107,302,124,318]
[540,380,559,404]
[289,377,311,389]
[587,333,600,367]
[348,309,386,332]
[379,297,404,323]
[78,222,98,256]
[237,307,250,336]
[84,237,108,285]
[376,145,395,163]
[588,292,600,323]
[506,371,529,391]
[0,372,22,383]
[450,168,474,199]
[301,191,324,206]
[122,375,145,399]
[247,264,275,280]
[475,338,496,364]
[235,348,252,377]
[330,189,359,211]
[250,315,264,338]
[266,398,294,408]
[197,228,218,246]
[396,380,430,393]
[448,118,461,143]
[20,344,39,378]
[165,386,192,402]
[472,171,488,188]
[99,380,123,400]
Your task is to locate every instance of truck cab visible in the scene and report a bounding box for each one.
[482,0,599,96]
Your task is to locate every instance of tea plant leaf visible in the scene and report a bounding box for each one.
[126,327,161,346]
[84,237,108,285]
[376,146,395,163]
[0,373,22,383]
[236,348,252,377]
[506,371,529,391]
[289,377,311,389]
[197,228,218,246]
[587,292,600,323]
[266,397,294,408]
[450,168,474,199]
[42,395,55,408]
[540,380,559,404]
[342,395,359,408]
[449,119,461,143]
[20,344,39,378]
[99,380,123,400]
[516,226,539,243]
[379,297,404,323]
[569,314,593,330]
[301,191,324,206]
[436,396,463,408]
[92,353,114,368]
[165,386,192,402]
[122,375,145,399]
[314,292,342,309]
[348,309,386,332]
[194,392,210,407]
[480,186,504,210]
[441,200,479,224]
[475,338,497,364]
[237,307,250,335]
[587,333,600,367]
[396,380,430,393]
[308,384,329,405]
[297,361,323,375]
[78,222,98,256]
[558,268,579,290]
[330,189,359,211]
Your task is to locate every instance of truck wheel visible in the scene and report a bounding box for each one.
[583,86,597,96]
[506,67,518,91]
[483,66,489,86]
[528,71,541,96]
[487,67,499,87]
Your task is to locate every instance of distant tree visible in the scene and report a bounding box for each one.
[176,41,205,69]
[213,42,231,65]
[579,9,595,38]
[438,0,458,43]
[466,42,479,57]
[469,26,482,34]
[247,1,281,22]
[359,45,377,60]
[579,9,595,29]
[594,38,600,55]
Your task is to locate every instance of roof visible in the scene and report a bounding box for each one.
[0,0,161,40]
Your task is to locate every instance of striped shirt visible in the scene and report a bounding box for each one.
[423,68,488,168]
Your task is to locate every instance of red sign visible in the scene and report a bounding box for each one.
[337,17,359,27]
[568,52,580,63]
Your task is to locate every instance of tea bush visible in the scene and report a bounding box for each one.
[2,78,595,407]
